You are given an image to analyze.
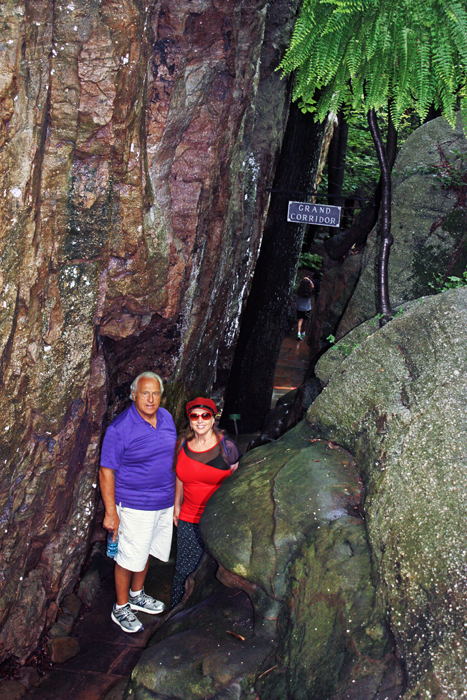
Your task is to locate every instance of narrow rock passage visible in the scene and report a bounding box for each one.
[23,555,174,700]
[225,330,311,453]
[21,334,310,700]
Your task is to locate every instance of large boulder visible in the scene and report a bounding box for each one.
[125,422,401,699]
[339,116,467,336]
[309,288,467,697]
[201,423,401,699]
[0,0,300,661]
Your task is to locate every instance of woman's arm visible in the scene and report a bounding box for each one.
[173,476,184,526]
[224,437,241,473]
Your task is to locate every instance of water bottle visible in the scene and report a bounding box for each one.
[106,531,119,558]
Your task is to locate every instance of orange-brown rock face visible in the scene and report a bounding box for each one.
[0,0,298,661]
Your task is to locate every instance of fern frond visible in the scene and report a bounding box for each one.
[279,0,467,127]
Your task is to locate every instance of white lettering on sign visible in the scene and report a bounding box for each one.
[297,205,333,214]
[287,200,341,227]
[289,213,337,225]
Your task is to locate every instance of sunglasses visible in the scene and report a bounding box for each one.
[188,412,213,421]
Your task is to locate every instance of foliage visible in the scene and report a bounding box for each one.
[315,108,419,227]
[326,334,359,356]
[339,109,419,198]
[429,269,467,292]
[279,0,467,127]
[299,252,323,270]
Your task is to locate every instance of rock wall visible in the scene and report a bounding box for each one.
[0,0,301,661]
[310,288,467,697]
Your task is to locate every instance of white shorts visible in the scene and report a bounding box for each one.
[115,504,174,572]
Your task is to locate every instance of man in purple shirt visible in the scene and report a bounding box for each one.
[100,371,177,633]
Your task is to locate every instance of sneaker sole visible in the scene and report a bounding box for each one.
[111,611,144,633]
[129,602,165,615]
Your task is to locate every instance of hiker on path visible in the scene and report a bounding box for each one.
[295,276,314,340]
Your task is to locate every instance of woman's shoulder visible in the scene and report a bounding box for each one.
[222,436,241,460]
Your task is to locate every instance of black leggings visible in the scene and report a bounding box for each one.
[170,520,205,608]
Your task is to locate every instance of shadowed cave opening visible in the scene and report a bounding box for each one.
[100,313,182,426]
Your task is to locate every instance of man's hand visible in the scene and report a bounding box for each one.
[103,512,120,539]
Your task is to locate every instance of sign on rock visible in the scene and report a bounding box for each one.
[287,201,341,227]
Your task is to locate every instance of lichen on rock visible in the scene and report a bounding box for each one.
[339,116,467,336]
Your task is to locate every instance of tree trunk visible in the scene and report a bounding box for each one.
[325,110,397,261]
[220,104,324,433]
[367,107,393,323]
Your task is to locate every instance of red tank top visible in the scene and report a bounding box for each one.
[176,441,231,523]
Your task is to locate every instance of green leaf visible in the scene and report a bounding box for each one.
[278,0,467,126]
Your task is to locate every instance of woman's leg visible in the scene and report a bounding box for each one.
[297,317,303,337]
[170,520,205,608]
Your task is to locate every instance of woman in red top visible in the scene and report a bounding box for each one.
[170,397,240,608]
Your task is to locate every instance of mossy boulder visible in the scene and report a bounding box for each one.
[201,422,400,699]
[309,288,467,697]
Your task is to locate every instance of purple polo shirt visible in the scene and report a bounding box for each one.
[100,403,176,511]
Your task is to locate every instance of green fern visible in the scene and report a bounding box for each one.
[279,0,467,126]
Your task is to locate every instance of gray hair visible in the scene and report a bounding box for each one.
[129,372,164,399]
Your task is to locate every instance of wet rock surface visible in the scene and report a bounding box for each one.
[309,288,467,697]
[61,593,82,621]
[127,587,272,700]
[16,669,40,693]
[246,382,310,450]
[48,614,74,639]
[23,553,174,700]
[77,569,101,607]
[47,636,80,665]
[0,0,299,662]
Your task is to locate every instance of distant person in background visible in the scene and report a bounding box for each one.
[296,276,314,340]
[170,397,240,608]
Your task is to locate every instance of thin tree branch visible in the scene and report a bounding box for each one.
[367,107,393,324]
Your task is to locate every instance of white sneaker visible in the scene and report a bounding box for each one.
[129,589,165,615]
[111,603,143,633]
